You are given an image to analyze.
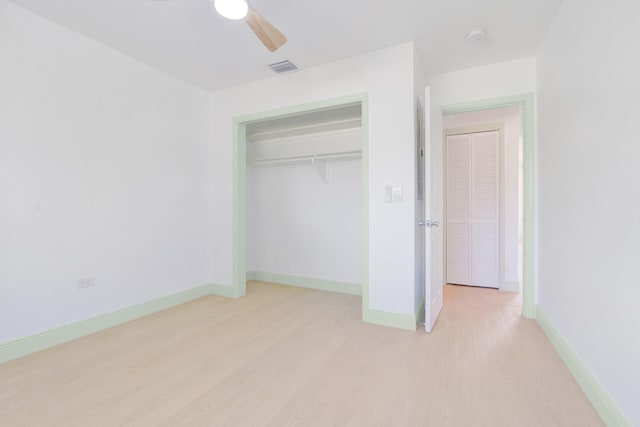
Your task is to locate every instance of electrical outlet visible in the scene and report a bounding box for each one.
[77,277,95,289]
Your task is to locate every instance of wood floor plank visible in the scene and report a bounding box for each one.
[0,282,603,426]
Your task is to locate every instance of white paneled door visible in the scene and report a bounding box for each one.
[446,134,471,286]
[446,131,499,289]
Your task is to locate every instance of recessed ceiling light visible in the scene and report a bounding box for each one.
[466,27,487,42]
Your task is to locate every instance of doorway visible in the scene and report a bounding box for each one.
[443,106,523,293]
[437,94,535,318]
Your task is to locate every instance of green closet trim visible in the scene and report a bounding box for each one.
[536,307,632,427]
[232,93,371,322]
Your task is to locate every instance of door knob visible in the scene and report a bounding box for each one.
[419,220,439,228]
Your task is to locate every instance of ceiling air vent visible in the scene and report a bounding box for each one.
[268,60,298,74]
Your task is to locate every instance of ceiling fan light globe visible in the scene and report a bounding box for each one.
[213,0,248,20]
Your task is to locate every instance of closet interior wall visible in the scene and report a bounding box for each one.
[245,104,364,290]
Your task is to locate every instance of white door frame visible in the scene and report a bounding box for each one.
[441,94,535,318]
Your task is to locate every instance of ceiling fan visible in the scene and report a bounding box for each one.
[152,0,287,52]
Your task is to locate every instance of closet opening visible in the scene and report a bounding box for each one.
[443,106,523,301]
[232,94,369,316]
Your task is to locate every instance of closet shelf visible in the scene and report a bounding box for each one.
[249,150,361,167]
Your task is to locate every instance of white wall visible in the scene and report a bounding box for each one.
[210,42,417,316]
[247,156,362,284]
[0,1,212,343]
[428,57,537,106]
[443,106,522,290]
[537,0,640,423]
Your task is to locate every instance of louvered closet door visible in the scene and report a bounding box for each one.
[446,131,499,288]
[470,131,499,288]
[446,134,471,286]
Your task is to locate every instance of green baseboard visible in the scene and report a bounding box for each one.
[536,307,632,427]
[0,283,236,364]
[210,282,243,298]
[247,271,361,296]
[416,297,426,326]
[499,280,520,293]
[363,308,418,331]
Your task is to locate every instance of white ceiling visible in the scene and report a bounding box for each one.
[9,0,562,92]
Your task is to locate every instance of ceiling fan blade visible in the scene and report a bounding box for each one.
[244,6,287,52]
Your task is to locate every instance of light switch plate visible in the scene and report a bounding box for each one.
[385,185,393,203]
[392,186,403,202]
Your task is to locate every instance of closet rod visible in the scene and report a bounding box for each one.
[249,150,361,166]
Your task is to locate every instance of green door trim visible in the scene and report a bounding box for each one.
[442,93,536,318]
[232,93,370,319]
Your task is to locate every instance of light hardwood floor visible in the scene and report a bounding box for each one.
[0,282,602,426]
